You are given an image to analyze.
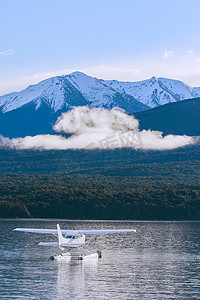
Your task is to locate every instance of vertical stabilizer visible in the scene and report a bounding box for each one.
[57,223,67,247]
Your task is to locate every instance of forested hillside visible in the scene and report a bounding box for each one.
[0,146,199,220]
[0,175,199,220]
[135,98,200,136]
[0,146,199,181]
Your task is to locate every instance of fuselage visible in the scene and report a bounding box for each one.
[62,233,86,248]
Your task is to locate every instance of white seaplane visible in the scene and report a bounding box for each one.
[14,223,136,261]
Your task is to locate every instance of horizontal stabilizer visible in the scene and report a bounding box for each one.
[38,242,58,247]
[60,242,85,248]
[38,241,84,248]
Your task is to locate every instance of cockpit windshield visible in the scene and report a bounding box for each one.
[66,235,75,239]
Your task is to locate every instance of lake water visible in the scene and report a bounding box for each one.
[0,219,200,299]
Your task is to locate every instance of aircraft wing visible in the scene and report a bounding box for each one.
[76,229,136,235]
[14,228,136,235]
[14,228,60,234]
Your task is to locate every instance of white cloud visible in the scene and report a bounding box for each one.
[186,49,195,56]
[0,49,15,56]
[0,107,197,151]
[163,50,175,59]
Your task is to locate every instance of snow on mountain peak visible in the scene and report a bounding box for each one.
[0,72,200,114]
[66,72,117,106]
[0,76,68,113]
[104,76,200,108]
[150,76,157,83]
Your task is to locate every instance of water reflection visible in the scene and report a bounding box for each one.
[56,259,98,299]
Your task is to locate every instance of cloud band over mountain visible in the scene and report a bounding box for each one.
[0,107,197,151]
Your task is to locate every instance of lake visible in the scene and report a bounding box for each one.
[0,219,200,299]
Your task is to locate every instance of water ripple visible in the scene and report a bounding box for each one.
[0,220,200,299]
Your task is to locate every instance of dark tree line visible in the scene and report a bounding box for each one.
[0,175,199,220]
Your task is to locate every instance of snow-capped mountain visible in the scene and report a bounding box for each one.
[0,71,200,138]
[1,72,199,114]
[0,72,148,114]
[104,76,200,108]
[0,75,87,113]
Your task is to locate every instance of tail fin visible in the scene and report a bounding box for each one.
[57,223,67,247]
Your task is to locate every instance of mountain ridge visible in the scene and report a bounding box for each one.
[104,76,199,107]
[134,97,200,136]
[0,72,149,114]
[0,71,200,138]
[1,71,200,114]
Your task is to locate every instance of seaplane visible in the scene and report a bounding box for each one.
[14,223,136,261]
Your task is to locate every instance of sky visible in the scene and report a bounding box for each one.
[1,0,200,95]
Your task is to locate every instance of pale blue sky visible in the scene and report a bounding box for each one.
[1,0,200,94]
